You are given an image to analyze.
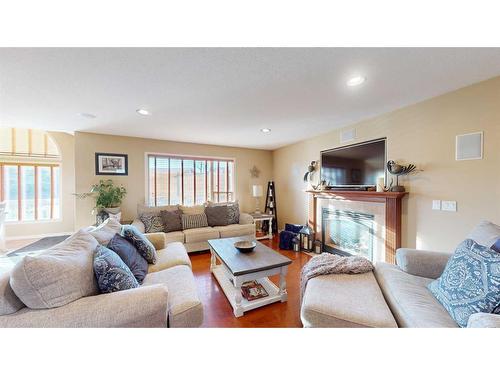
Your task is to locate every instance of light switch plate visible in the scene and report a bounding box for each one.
[442,200,457,212]
[432,200,441,210]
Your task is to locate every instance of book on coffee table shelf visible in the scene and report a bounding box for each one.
[241,280,269,301]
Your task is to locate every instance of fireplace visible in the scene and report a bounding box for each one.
[322,207,375,260]
[308,190,407,263]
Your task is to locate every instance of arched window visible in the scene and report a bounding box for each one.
[0,128,61,222]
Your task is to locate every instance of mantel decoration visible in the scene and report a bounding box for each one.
[304,160,326,190]
[386,160,417,192]
[95,152,128,176]
[74,179,127,225]
[303,161,317,182]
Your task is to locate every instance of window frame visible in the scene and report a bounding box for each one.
[0,162,62,223]
[145,152,236,207]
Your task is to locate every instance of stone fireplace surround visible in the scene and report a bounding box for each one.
[307,190,407,263]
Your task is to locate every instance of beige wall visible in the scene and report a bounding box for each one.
[74,132,273,228]
[273,77,500,252]
[5,131,76,238]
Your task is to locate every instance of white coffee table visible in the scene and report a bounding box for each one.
[208,236,292,317]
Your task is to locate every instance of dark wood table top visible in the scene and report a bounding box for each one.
[208,236,292,276]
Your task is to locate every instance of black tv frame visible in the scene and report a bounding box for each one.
[320,137,387,189]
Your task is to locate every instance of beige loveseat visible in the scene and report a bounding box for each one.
[0,233,203,328]
[132,204,256,253]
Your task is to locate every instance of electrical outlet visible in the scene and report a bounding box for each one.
[432,200,441,210]
[442,200,457,212]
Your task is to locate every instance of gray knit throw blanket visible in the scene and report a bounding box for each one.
[300,253,374,303]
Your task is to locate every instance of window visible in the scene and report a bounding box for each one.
[147,154,235,206]
[0,128,61,222]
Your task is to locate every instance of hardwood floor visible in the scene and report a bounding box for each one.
[190,236,312,328]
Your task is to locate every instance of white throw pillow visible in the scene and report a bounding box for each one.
[9,230,99,309]
[468,220,500,248]
[89,218,122,245]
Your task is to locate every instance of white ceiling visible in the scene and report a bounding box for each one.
[1,48,499,150]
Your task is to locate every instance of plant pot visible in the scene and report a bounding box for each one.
[96,207,122,225]
[104,207,121,215]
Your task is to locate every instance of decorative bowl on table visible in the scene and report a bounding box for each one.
[234,240,257,253]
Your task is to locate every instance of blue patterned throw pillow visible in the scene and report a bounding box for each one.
[121,225,157,264]
[93,245,139,293]
[428,239,500,327]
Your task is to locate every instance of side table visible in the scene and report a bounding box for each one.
[250,213,275,240]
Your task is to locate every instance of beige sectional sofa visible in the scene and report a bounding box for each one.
[131,204,256,253]
[0,232,203,328]
[301,248,500,328]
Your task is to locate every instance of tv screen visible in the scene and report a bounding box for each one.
[321,139,386,187]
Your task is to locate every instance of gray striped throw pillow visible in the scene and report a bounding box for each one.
[182,213,209,230]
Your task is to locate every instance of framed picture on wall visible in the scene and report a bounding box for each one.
[95,153,128,175]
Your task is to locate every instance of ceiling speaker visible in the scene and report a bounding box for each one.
[456,132,483,161]
[340,128,356,143]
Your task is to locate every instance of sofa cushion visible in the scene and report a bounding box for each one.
[93,245,139,293]
[205,205,229,227]
[215,223,255,239]
[468,220,500,249]
[107,233,148,284]
[374,262,458,327]
[139,212,164,233]
[180,204,205,215]
[301,271,397,328]
[184,227,220,243]
[164,231,185,244]
[182,213,208,230]
[88,218,122,245]
[427,239,500,327]
[121,225,157,264]
[9,230,99,309]
[143,265,203,327]
[160,209,183,233]
[148,242,192,273]
[137,203,178,216]
[0,272,25,316]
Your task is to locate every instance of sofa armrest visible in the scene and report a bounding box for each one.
[0,285,168,328]
[395,248,451,279]
[467,312,500,328]
[145,232,166,250]
[239,212,254,225]
[131,218,145,233]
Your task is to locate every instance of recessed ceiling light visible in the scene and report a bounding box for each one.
[260,128,271,133]
[346,76,366,87]
[78,112,96,119]
[136,108,151,116]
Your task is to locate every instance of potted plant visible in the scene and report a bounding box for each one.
[75,179,127,225]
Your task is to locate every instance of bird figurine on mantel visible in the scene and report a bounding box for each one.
[386,160,417,192]
[303,161,317,183]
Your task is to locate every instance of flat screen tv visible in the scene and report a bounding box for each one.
[320,138,386,188]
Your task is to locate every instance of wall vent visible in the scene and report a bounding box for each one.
[340,128,356,143]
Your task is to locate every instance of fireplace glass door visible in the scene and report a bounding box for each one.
[322,208,374,260]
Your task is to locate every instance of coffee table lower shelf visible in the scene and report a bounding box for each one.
[211,264,288,317]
